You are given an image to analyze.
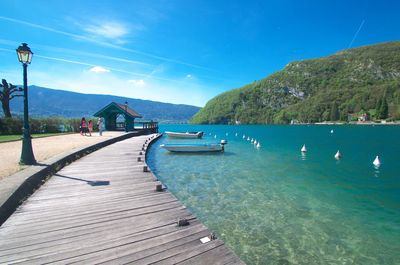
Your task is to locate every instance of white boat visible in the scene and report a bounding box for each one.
[373,156,381,167]
[160,140,227,153]
[301,144,307,152]
[165,131,204,139]
[334,150,341,160]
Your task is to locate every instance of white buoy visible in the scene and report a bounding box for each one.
[301,144,307,152]
[254,140,257,145]
[373,156,381,167]
[330,129,334,134]
[235,133,238,136]
[243,135,245,139]
[256,142,261,149]
[334,150,341,160]
[247,137,250,141]
[214,134,217,139]
[251,138,254,143]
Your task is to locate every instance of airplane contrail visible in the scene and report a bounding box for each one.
[0,38,154,67]
[0,16,215,72]
[0,46,191,84]
[1,41,232,83]
[348,20,365,48]
[35,54,191,84]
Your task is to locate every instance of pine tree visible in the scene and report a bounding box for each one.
[379,97,389,119]
[375,97,382,119]
[330,102,339,121]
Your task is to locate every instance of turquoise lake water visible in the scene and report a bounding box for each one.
[146,125,400,265]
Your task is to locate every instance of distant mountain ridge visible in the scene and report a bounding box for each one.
[5,86,200,122]
[191,41,400,124]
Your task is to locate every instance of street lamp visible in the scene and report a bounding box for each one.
[16,43,36,165]
[124,101,128,132]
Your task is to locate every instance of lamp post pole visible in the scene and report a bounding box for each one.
[17,43,36,165]
[124,101,128,132]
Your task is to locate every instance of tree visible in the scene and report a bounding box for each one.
[0,79,22,118]
[377,96,388,119]
[330,102,340,121]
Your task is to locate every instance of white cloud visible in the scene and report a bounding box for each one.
[84,21,131,39]
[89,66,110,73]
[128,79,145,86]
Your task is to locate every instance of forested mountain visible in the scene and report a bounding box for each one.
[191,41,400,124]
[5,86,200,122]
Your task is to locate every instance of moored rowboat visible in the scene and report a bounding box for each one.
[160,140,227,153]
[165,131,204,139]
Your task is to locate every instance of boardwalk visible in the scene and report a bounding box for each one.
[0,134,244,264]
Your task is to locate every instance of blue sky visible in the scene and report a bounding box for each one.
[1,0,399,107]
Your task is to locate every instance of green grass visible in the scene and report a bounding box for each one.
[0,133,74,143]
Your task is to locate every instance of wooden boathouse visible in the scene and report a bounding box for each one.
[94,102,158,133]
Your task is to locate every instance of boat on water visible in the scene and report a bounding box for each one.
[160,140,228,153]
[165,131,204,139]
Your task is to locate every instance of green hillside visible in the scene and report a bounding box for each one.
[192,41,400,124]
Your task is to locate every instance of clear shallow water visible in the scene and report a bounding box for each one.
[147,125,400,265]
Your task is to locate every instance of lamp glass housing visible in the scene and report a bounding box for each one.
[16,43,33,64]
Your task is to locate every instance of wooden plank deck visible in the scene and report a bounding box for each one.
[0,134,244,265]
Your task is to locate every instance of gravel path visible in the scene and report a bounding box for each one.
[0,132,125,180]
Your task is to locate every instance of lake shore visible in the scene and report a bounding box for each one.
[314,121,400,125]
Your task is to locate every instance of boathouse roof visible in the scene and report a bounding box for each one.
[93,102,142,118]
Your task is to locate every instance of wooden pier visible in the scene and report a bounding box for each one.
[0,134,244,264]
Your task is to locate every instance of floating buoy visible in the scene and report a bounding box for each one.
[256,142,261,149]
[214,134,217,139]
[301,144,307,152]
[330,129,334,134]
[251,138,254,143]
[373,156,381,167]
[334,150,341,160]
[243,135,246,139]
[235,133,238,136]
[254,140,257,145]
[247,137,250,141]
